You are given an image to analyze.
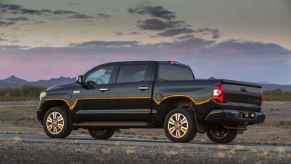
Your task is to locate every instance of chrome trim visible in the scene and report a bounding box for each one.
[76,109,152,114]
[98,88,109,92]
[138,86,149,90]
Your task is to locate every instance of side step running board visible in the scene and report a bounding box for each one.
[73,121,150,128]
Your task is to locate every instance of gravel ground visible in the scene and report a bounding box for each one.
[1,138,291,164]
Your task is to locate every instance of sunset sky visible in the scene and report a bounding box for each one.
[0,0,290,84]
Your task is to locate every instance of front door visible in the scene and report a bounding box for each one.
[74,63,118,121]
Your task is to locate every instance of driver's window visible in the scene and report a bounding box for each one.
[85,65,114,85]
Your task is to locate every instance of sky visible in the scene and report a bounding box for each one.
[0,0,290,84]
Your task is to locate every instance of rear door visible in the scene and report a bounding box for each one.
[109,62,155,121]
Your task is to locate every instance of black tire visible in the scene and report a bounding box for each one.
[43,106,72,138]
[88,129,114,140]
[164,105,197,143]
[206,126,237,144]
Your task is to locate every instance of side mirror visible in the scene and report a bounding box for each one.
[77,75,84,85]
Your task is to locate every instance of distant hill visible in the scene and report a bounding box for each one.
[261,83,291,91]
[0,75,75,88]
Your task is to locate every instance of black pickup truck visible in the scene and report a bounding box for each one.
[37,61,265,143]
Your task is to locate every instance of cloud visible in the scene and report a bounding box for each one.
[137,18,179,30]
[0,3,22,12]
[1,38,289,83]
[7,34,285,58]
[52,10,79,15]
[0,14,29,27]
[68,14,94,19]
[129,31,141,35]
[114,31,142,36]
[96,13,112,19]
[129,4,187,33]
[0,38,6,42]
[58,38,215,54]
[0,34,7,41]
[0,45,26,50]
[114,32,124,36]
[205,40,291,55]
[158,27,194,37]
[70,41,139,48]
[6,38,291,83]
[5,17,29,22]
[129,4,221,39]
[129,5,176,20]
[0,3,72,16]
[176,34,195,41]
[0,21,15,26]
[0,3,111,24]
[193,28,221,39]
[62,38,291,58]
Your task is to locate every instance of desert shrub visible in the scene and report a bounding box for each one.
[263,89,291,101]
[0,86,44,101]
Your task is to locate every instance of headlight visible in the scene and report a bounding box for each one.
[40,91,47,100]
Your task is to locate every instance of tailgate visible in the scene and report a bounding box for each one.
[222,80,262,106]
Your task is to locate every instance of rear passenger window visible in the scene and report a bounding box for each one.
[158,64,194,81]
[117,64,147,83]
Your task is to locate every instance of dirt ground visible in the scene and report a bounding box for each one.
[0,101,290,145]
[1,139,291,164]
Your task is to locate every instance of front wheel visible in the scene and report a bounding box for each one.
[88,129,114,140]
[43,106,72,138]
[164,108,196,143]
[206,126,237,144]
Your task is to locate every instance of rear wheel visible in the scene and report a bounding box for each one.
[43,106,72,138]
[88,129,115,140]
[207,126,237,144]
[164,105,197,143]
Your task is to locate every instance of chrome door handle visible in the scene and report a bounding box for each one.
[98,88,109,92]
[138,86,149,90]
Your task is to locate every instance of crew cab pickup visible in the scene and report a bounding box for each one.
[37,61,265,143]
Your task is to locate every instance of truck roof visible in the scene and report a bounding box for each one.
[106,60,188,66]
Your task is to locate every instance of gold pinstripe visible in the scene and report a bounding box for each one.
[45,95,212,111]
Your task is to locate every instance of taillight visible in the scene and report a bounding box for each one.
[213,84,224,103]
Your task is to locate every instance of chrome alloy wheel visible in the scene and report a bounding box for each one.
[167,113,189,138]
[46,112,65,135]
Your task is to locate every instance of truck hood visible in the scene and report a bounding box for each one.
[47,82,81,92]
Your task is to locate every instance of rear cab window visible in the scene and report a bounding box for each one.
[158,63,194,81]
[116,64,153,83]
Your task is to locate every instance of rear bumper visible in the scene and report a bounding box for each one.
[205,109,265,125]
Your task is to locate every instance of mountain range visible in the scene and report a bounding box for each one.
[0,75,75,89]
[0,75,290,91]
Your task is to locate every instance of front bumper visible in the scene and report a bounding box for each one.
[205,109,265,125]
[36,110,41,122]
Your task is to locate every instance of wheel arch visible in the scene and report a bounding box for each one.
[39,100,71,124]
[156,96,195,126]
